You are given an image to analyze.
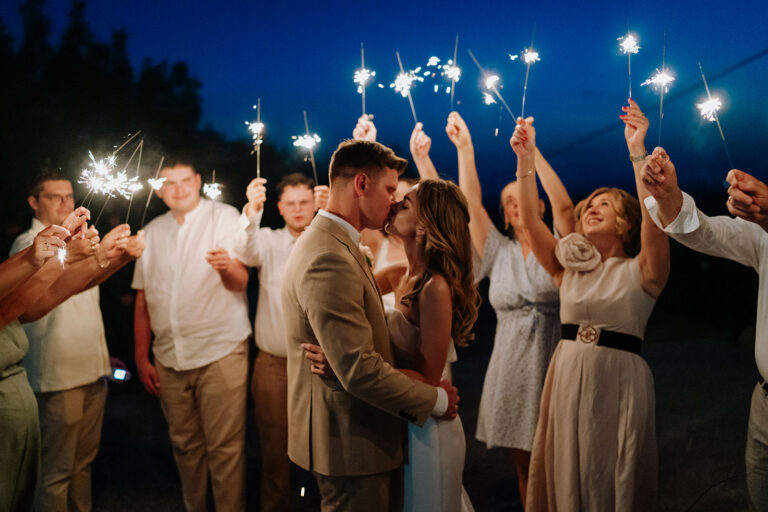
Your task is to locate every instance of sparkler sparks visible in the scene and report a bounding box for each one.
[508,54,519,61]
[485,75,500,89]
[245,120,264,145]
[619,34,640,55]
[427,56,441,67]
[697,97,723,122]
[354,68,376,92]
[641,69,675,93]
[442,61,461,82]
[58,247,67,265]
[292,134,321,150]
[483,92,496,105]
[522,49,540,64]
[390,70,423,97]
[203,182,222,201]
[147,177,166,190]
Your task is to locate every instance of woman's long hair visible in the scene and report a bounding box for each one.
[401,179,480,346]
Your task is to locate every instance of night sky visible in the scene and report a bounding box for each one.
[2,0,767,199]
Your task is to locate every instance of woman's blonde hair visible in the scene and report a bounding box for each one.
[576,187,641,257]
[401,179,480,346]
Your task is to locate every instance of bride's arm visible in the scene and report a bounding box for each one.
[416,275,453,387]
[375,262,408,295]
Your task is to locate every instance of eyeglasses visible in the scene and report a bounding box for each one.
[39,193,74,203]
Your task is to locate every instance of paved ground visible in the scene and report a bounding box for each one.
[90,311,757,511]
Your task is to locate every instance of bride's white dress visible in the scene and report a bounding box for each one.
[387,308,475,512]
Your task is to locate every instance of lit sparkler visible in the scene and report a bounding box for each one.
[697,97,722,122]
[392,52,421,124]
[483,92,496,105]
[245,98,265,178]
[292,111,320,185]
[698,60,734,170]
[618,32,640,98]
[58,247,67,265]
[508,54,519,61]
[467,49,516,120]
[641,69,675,93]
[520,26,540,119]
[125,139,144,224]
[355,43,376,116]
[140,156,165,229]
[204,170,222,247]
[522,49,540,64]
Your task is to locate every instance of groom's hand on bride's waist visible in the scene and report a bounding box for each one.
[438,379,459,421]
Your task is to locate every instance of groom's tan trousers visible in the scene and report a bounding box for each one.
[313,465,404,512]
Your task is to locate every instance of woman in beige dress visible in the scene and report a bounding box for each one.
[511,100,670,511]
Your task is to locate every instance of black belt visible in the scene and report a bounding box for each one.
[562,324,643,356]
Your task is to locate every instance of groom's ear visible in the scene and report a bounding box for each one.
[353,172,368,196]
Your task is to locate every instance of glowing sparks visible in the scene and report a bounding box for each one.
[390,70,423,97]
[107,170,141,200]
[292,133,321,150]
[354,68,376,93]
[641,69,675,93]
[485,75,500,90]
[245,120,265,145]
[619,34,640,54]
[147,177,166,190]
[203,182,222,201]
[523,49,540,64]
[697,97,722,122]
[57,247,67,265]
[483,92,497,105]
[508,53,519,61]
[427,56,441,67]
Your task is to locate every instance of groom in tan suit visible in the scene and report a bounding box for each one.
[282,139,457,511]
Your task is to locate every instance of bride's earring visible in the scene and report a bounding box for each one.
[416,227,426,244]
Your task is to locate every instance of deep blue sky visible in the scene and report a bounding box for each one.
[2,0,767,199]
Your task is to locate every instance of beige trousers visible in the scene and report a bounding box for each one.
[34,378,108,512]
[156,341,248,512]
[313,465,404,512]
[251,350,291,512]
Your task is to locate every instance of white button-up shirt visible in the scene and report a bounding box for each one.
[132,198,251,371]
[646,192,768,380]
[233,208,297,358]
[10,218,110,392]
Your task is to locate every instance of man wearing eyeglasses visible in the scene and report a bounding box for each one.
[10,168,141,511]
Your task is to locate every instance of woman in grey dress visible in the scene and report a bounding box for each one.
[445,112,574,505]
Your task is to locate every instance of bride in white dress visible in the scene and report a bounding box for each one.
[305,178,479,511]
[377,179,478,512]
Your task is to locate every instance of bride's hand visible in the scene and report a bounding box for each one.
[302,343,336,379]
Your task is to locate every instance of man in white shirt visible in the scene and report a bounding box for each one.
[640,147,768,511]
[233,172,327,511]
[10,169,142,511]
[132,157,251,512]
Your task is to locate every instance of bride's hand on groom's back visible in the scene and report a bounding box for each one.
[302,343,336,379]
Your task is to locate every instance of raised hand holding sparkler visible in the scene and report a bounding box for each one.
[292,111,321,185]
[618,33,640,98]
[352,115,377,142]
[245,98,265,178]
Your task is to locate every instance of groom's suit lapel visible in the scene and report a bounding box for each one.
[312,216,385,316]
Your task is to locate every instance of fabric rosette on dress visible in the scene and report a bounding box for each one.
[554,232,600,272]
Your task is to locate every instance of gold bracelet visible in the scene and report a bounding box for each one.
[516,168,535,178]
[629,151,648,162]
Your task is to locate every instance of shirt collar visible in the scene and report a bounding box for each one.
[317,209,360,244]
[31,217,46,233]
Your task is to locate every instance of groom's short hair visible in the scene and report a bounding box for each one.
[328,140,407,184]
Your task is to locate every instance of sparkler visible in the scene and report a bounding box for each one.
[204,170,222,247]
[641,30,675,146]
[618,33,640,98]
[355,43,376,117]
[448,35,460,110]
[467,49,516,120]
[125,139,144,224]
[93,140,143,227]
[483,92,496,105]
[292,111,320,185]
[520,26,539,119]
[698,61,734,170]
[393,51,420,124]
[245,98,265,178]
[140,156,165,229]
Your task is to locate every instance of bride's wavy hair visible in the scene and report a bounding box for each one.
[401,179,480,346]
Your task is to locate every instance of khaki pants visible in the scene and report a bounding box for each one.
[157,342,248,512]
[251,350,291,511]
[747,383,768,512]
[34,378,108,512]
[313,466,404,512]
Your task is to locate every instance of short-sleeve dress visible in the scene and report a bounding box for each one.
[526,233,658,511]
[0,320,40,512]
[475,225,560,450]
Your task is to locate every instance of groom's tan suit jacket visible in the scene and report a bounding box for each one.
[282,214,437,476]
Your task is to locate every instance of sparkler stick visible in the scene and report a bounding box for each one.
[619,33,640,98]
[124,139,144,224]
[304,111,319,185]
[256,98,262,178]
[204,170,223,247]
[467,49,516,120]
[659,31,667,146]
[451,35,459,111]
[698,61,734,170]
[395,52,418,124]
[140,156,165,229]
[520,25,538,119]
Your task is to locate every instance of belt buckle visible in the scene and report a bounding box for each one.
[577,325,599,344]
